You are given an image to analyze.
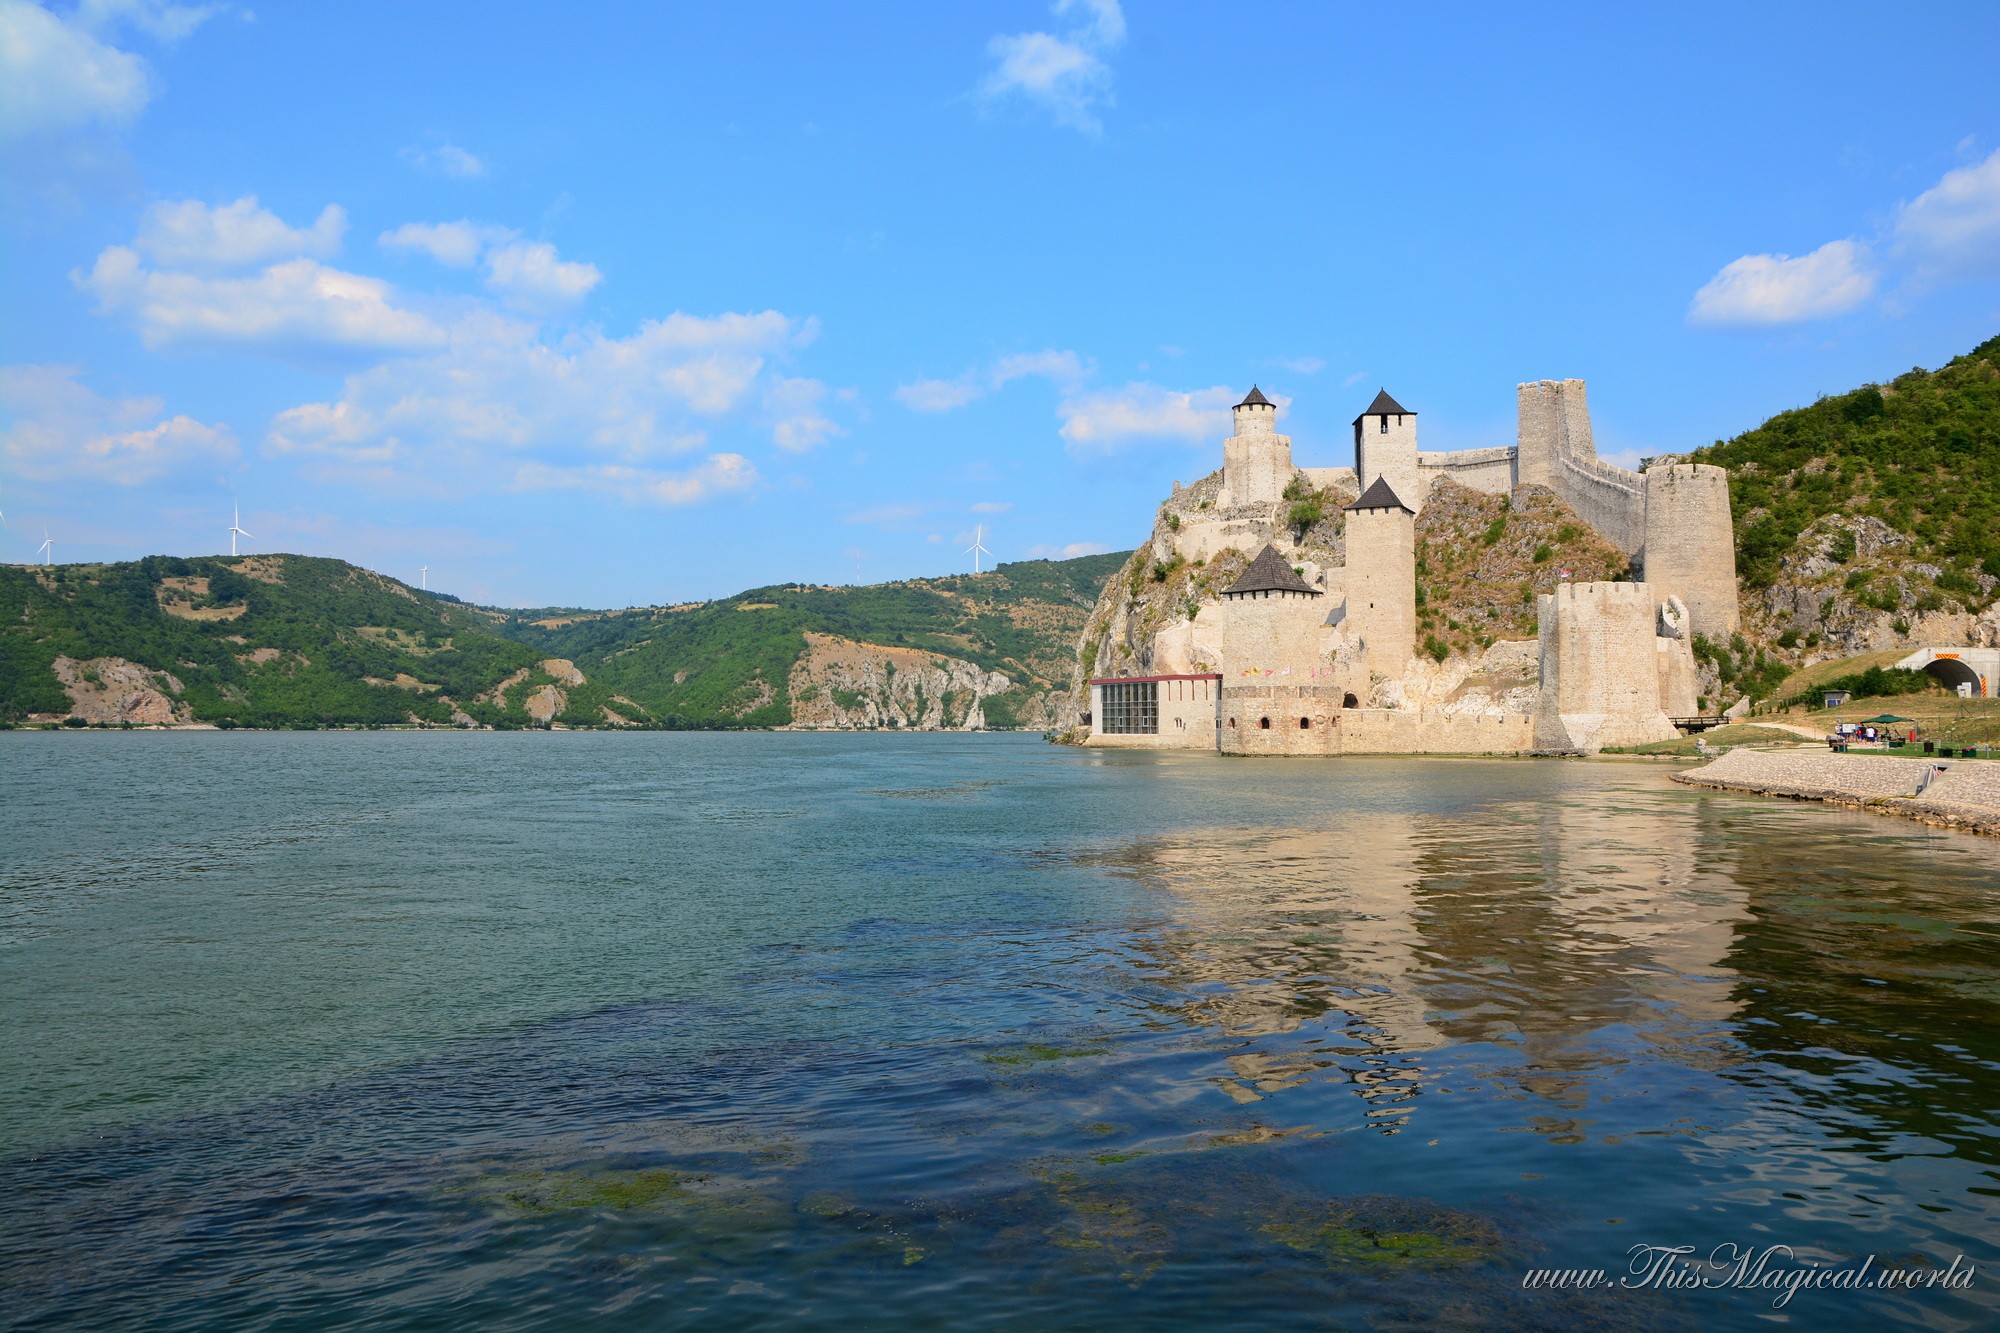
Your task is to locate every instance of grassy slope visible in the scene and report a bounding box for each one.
[497,554,1130,728]
[0,555,541,726]
[1691,333,2000,591]
[1,551,1128,728]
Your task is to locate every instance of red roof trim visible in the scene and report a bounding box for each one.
[1089,673,1222,685]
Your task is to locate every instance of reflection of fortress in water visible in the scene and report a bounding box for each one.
[1099,774,1757,1133]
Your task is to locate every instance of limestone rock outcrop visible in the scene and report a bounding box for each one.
[51,655,187,725]
[787,632,1010,730]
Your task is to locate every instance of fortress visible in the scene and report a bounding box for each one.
[1084,381,1737,756]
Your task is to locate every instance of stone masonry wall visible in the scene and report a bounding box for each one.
[1345,505,1416,679]
[1218,685,1533,755]
[1533,581,1679,752]
[1641,463,1740,639]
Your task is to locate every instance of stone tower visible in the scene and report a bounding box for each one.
[1641,464,1739,639]
[1514,379,1595,489]
[1533,581,1679,753]
[1343,476,1417,679]
[1353,389,1421,512]
[1220,385,1293,507]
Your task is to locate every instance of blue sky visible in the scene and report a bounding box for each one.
[3,1,1998,607]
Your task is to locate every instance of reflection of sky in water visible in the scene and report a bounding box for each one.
[3,733,1998,1329]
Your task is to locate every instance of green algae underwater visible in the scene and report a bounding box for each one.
[4,730,2000,1330]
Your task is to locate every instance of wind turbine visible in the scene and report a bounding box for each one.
[37,530,53,566]
[965,524,992,574]
[228,503,252,558]
[420,565,428,590]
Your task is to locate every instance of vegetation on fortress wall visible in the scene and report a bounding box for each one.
[1412,482,1628,661]
[1688,333,2000,595]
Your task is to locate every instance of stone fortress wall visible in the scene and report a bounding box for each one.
[1086,377,1732,758]
[1532,582,1683,753]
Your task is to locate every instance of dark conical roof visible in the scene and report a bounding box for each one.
[1236,385,1273,408]
[1351,388,1412,422]
[1346,476,1413,513]
[1222,544,1320,597]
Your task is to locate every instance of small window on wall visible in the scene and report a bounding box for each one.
[1299,717,1311,729]
[1229,717,1237,728]
[1259,717,1271,729]
[1342,693,1359,709]
[1379,416,1388,434]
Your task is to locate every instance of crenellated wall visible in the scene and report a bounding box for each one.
[1641,464,1739,638]
[1533,581,1680,753]
[1516,379,1647,555]
[1415,447,1514,501]
[1220,400,1291,507]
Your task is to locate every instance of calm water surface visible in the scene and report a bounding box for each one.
[4,731,1999,1330]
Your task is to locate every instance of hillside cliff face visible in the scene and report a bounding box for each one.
[1,551,1126,729]
[788,633,1014,729]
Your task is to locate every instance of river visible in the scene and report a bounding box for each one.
[3,731,1997,1329]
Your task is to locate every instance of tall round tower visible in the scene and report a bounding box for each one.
[1220,385,1293,507]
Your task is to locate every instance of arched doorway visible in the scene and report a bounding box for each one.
[1341,693,1359,709]
[1259,717,1271,729]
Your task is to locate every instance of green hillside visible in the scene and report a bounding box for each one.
[0,550,1128,729]
[498,554,1129,729]
[1690,333,2000,591]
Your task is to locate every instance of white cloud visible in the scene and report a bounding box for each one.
[136,196,345,270]
[991,348,1087,386]
[1057,382,1236,450]
[79,245,446,354]
[483,239,601,310]
[1024,540,1109,559]
[0,0,150,140]
[896,378,984,412]
[1895,147,2000,276]
[267,309,815,504]
[977,0,1123,135]
[76,0,226,44]
[401,142,485,178]
[895,347,1088,412]
[766,375,839,452]
[1,363,235,483]
[379,219,506,268]
[970,500,1012,513]
[1687,239,1876,326]
[512,455,755,507]
[844,503,924,528]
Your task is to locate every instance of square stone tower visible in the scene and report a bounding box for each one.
[1220,385,1293,507]
[1353,389,1421,512]
[1343,476,1417,680]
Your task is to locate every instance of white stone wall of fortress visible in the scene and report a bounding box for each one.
[1208,591,1335,681]
[1642,464,1740,638]
[1345,506,1416,678]
[1416,447,1515,500]
[1222,428,1292,507]
[1533,581,1678,752]
[1085,677,1220,749]
[1218,686,1534,755]
[1515,378,1647,554]
[1356,414,1421,512]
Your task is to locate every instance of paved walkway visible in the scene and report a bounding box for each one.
[1674,748,2000,837]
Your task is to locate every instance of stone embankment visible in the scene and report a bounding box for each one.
[1673,748,2000,837]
